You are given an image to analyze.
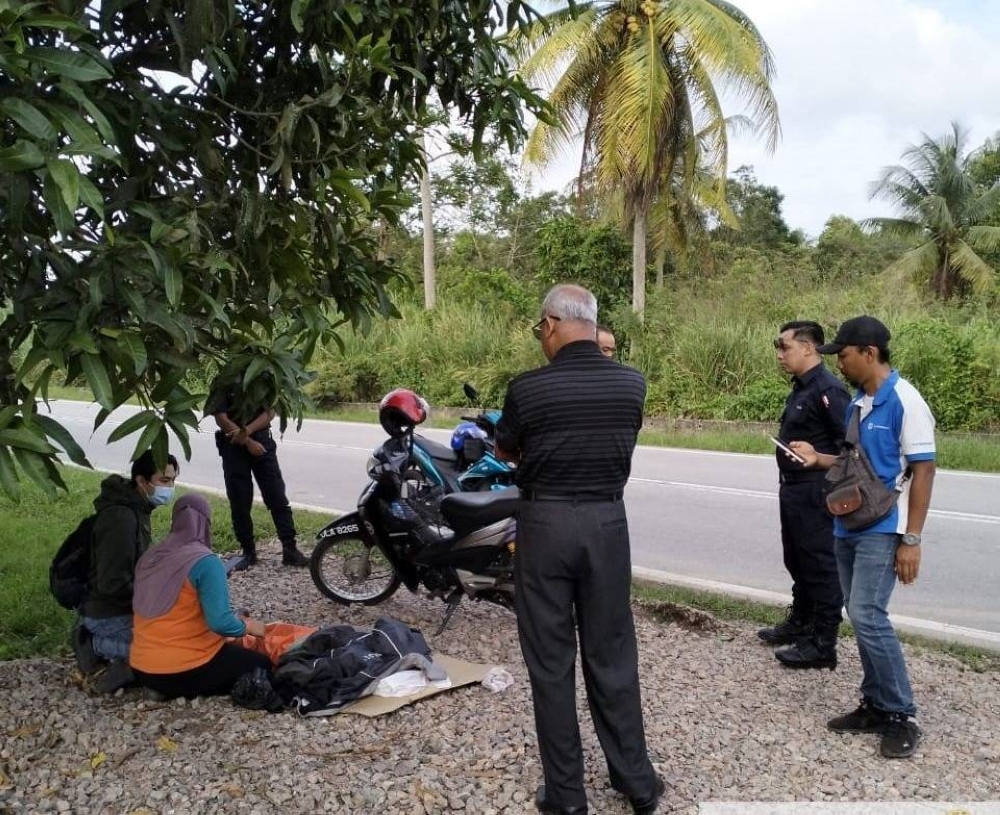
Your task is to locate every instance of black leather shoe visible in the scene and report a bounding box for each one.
[774,638,837,671]
[630,776,665,815]
[757,607,810,645]
[535,784,588,815]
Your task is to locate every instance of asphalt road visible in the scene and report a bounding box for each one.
[41,400,1000,644]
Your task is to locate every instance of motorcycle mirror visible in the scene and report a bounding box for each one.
[463,382,479,403]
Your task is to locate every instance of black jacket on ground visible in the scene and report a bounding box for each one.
[273,618,442,715]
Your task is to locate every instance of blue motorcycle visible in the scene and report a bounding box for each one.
[391,383,513,495]
[309,386,517,630]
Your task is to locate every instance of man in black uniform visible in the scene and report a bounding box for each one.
[759,321,850,669]
[204,367,309,568]
[496,284,663,815]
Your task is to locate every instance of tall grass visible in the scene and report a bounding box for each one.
[309,262,999,433]
[310,300,544,408]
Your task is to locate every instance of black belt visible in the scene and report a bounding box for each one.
[778,471,825,485]
[520,489,623,503]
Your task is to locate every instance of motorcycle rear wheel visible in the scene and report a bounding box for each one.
[310,536,401,605]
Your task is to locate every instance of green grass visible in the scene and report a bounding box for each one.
[633,580,1000,673]
[3,468,997,669]
[0,466,331,661]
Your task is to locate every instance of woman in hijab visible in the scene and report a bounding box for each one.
[130,494,272,698]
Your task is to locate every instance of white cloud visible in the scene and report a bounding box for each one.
[527,0,1000,237]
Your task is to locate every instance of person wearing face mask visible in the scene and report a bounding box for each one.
[74,450,179,693]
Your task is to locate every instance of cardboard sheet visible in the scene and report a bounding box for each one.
[340,654,493,717]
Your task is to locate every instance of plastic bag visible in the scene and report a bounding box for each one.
[481,666,514,693]
[229,622,318,666]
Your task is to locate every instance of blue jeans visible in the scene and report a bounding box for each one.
[81,615,133,661]
[835,533,916,716]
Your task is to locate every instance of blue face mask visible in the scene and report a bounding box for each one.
[147,485,175,507]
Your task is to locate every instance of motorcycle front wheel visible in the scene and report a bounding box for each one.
[310,536,401,605]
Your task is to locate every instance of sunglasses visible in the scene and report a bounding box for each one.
[532,315,561,339]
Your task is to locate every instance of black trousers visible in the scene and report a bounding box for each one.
[133,642,271,699]
[779,479,843,634]
[217,431,297,550]
[514,498,658,811]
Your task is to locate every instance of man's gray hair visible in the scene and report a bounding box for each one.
[542,284,598,326]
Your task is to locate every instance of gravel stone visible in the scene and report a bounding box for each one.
[1,539,999,813]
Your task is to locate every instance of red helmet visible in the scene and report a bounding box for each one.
[378,388,428,437]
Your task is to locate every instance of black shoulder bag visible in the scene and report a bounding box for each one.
[824,405,903,532]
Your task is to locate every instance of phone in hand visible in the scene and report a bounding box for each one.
[770,436,805,464]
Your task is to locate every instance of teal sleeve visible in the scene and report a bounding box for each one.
[188,556,247,637]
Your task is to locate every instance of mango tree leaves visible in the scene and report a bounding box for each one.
[0,0,548,498]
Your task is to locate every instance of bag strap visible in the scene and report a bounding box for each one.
[844,403,861,447]
[844,404,912,491]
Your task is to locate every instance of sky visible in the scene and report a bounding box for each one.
[525,0,1000,238]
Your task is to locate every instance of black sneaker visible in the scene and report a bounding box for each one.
[757,607,810,645]
[827,698,888,733]
[880,713,920,758]
[70,622,102,675]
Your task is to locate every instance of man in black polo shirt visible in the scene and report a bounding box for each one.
[496,285,662,815]
[759,321,849,669]
[204,365,309,569]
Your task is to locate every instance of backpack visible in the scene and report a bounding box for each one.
[49,514,98,610]
[49,505,141,610]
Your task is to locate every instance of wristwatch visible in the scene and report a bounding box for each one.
[901,533,922,546]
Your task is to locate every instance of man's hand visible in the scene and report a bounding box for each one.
[788,440,818,467]
[246,439,265,457]
[895,543,921,585]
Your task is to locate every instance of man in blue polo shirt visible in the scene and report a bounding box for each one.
[789,316,935,760]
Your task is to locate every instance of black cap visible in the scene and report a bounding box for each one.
[817,316,891,354]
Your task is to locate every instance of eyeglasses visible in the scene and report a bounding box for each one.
[532,314,561,339]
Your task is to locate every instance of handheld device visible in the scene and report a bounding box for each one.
[770,436,805,464]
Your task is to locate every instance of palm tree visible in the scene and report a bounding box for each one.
[511,0,779,317]
[868,123,1000,299]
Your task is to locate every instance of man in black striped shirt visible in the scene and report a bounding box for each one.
[496,285,662,815]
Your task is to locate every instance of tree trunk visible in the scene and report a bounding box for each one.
[419,133,436,310]
[936,247,951,299]
[632,212,647,319]
[654,245,667,289]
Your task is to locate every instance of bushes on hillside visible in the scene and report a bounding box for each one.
[308,262,999,431]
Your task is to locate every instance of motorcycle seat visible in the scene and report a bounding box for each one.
[440,487,520,531]
[414,434,458,466]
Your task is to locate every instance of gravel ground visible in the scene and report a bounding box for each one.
[2,539,999,814]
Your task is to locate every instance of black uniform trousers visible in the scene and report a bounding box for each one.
[779,477,843,634]
[217,431,297,549]
[515,497,658,811]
